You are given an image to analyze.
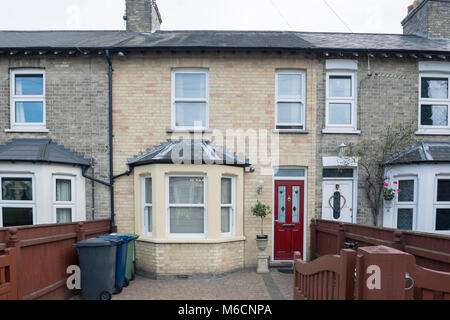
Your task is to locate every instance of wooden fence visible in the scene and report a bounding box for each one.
[310,219,450,272]
[294,245,450,300]
[0,219,110,300]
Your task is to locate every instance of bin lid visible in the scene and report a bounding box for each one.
[99,234,134,243]
[72,237,122,248]
[111,233,139,240]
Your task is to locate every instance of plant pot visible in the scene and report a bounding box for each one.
[256,236,268,251]
[383,195,394,201]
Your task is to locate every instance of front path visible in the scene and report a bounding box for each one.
[113,268,293,300]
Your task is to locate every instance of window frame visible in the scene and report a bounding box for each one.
[275,70,306,129]
[166,174,207,238]
[394,177,418,231]
[325,71,358,131]
[10,68,46,131]
[418,73,450,132]
[0,173,36,227]
[171,68,209,131]
[221,175,235,237]
[434,175,450,232]
[52,175,76,224]
[142,175,152,237]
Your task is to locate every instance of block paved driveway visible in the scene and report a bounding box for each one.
[113,268,293,300]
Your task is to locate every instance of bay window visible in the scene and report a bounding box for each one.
[143,176,152,235]
[167,175,206,237]
[10,69,46,131]
[172,69,209,130]
[419,75,449,131]
[435,177,450,231]
[395,178,417,230]
[275,70,306,129]
[0,175,35,227]
[221,176,235,236]
[53,176,75,223]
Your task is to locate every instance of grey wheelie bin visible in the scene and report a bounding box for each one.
[72,237,122,300]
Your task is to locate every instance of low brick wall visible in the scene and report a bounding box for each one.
[135,240,245,279]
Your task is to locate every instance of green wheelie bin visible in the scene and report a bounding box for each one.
[111,233,139,281]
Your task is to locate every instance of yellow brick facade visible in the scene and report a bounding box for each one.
[112,51,319,277]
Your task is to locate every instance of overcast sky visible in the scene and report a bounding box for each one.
[0,0,413,33]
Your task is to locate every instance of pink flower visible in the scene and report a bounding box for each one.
[397,189,401,193]
[384,183,389,187]
[393,181,398,185]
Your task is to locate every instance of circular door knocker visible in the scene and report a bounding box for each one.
[328,186,346,220]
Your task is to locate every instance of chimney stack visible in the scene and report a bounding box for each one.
[402,0,450,39]
[124,0,162,33]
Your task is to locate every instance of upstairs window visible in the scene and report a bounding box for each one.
[275,70,306,129]
[419,75,449,130]
[10,69,46,131]
[172,69,209,130]
[326,73,357,130]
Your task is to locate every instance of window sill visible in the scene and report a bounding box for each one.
[136,236,246,244]
[5,128,49,133]
[166,128,212,134]
[273,129,309,134]
[415,129,450,136]
[322,128,361,135]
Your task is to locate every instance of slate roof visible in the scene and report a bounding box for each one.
[385,142,450,165]
[0,30,449,53]
[128,140,250,167]
[0,139,91,167]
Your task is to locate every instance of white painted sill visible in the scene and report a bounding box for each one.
[322,128,361,135]
[415,129,450,136]
[136,236,246,244]
[5,128,50,133]
[166,128,212,134]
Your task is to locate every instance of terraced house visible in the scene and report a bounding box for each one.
[0,0,449,280]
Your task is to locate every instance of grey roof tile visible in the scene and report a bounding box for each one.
[386,142,450,165]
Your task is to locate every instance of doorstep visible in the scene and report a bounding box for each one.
[269,260,294,268]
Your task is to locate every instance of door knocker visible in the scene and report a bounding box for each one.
[328,185,346,219]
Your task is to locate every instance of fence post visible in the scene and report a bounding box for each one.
[337,223,345,254]
[338,249,357,300]
[6,228,20,300]
[354,245,415,300]
[310,219,317,260]
[76,222,86,242]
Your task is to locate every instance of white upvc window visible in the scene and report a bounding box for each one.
[275,70,306,129]
[171,69,209,130]
[221,176,235,237]
[0,174,35,227]
[53,175,75,223]
[166,174,207,238]
[418,74,450,132]
[434,176,450,232]
[143,176,152,236]
[325,71,357,131]
[394,177,417,231]
[10,69,46,131]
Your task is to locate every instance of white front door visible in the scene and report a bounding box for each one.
[322,180,353,223]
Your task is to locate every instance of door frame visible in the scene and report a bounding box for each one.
[272,168,307,262]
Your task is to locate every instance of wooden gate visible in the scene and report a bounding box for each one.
[294,245,450,300]
[0,248,17,300]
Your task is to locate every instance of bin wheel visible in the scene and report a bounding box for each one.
[123,278,130,288]
[99,291,112,301]
[113,284,123,295]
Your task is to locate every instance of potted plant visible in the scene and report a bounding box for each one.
[383,181,401,201]
[251,200,271,251]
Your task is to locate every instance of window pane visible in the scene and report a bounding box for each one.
[145,206,152,233]
[221,178,232,205]
[329,76,352,97]
[436,208,450,231]
[15,74,43,95]
[323,168,354,178]
[175,102,207,127]
[56,208,72,223]
[278,186,286,223]
[275,168,305,177]
[2,178,32,201]
[221,207,231,233]
[329,103,351,125]
[169,177,204,204]
[420,105,448,126]
[145,178,152,204]
[175,73,206,99]
[421,78,448,99]
[277,74,302,99]
[277,102,302,124]
[2,207,33,227]
[292,186,300,223]
[398,180,414,202]
[170,207,204,233]
[15,102,44,123]
[437,179,450,202]
[397,208,413,230]
[56,179,71,202]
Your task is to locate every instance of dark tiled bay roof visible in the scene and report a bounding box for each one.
[386,142,450,165]
[0,139,90,166]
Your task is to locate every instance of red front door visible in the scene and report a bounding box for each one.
[274,180,304,260]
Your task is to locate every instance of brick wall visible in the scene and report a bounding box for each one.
[0,54,111,219]
[402,0,450,38]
